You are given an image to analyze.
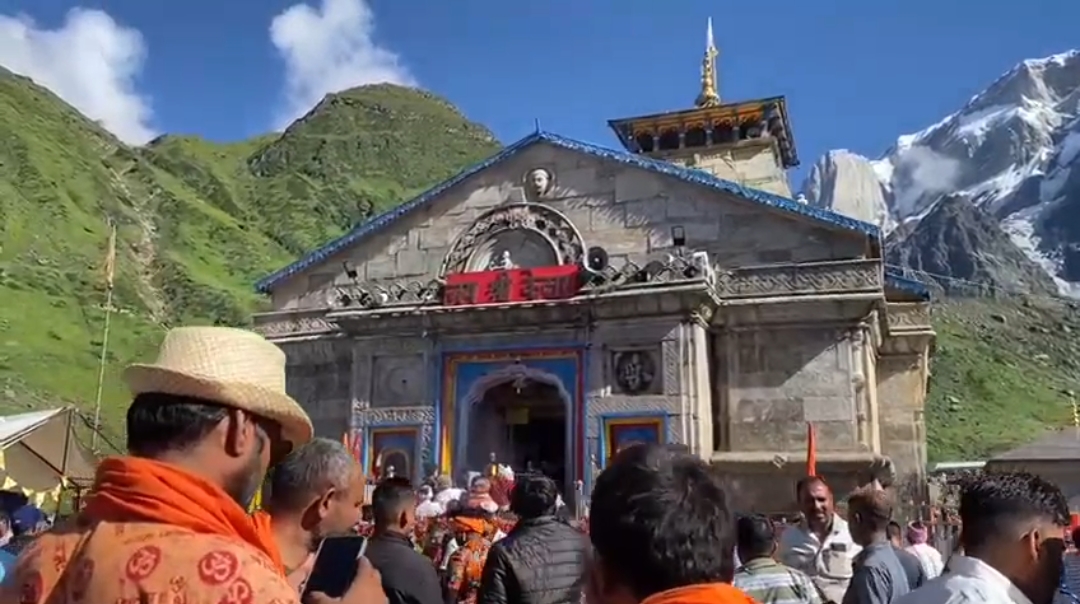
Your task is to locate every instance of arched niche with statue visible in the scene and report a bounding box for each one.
[439,203,586,276]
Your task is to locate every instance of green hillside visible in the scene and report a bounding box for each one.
[0,70,1075,462]
[0,73,499,448]
[925,297,1080,462]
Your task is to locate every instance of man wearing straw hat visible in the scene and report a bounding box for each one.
[0,327,386,604]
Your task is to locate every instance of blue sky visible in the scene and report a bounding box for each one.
[1,0,1077,185]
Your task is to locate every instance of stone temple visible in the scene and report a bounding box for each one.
[252,21,935,512]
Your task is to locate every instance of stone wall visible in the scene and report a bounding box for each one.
[279,338,354,440]
[269,142,867,311]
[876,349,930,503]
[713,325,869,454]
[662,139,792,198]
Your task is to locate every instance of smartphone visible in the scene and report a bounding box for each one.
[301,536,369,599]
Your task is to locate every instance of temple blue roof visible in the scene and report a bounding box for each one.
[885,270,932,301]
[256,130,885,293]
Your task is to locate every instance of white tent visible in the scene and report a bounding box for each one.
[0,407,97,494]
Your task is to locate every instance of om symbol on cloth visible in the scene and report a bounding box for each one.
[69,559,96,602]
[18,570,44,604]
[125,545,163,581]
[218,577,255,604]
[197,550,240,586]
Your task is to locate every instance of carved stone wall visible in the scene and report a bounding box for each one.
[268,143,868,311]
[280,339,353,439]
[585,320,685,470]
[713,327,865,453]
[359,406,437,473]
[371,355,426,407]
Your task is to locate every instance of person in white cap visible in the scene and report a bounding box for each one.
[0,326,386,604]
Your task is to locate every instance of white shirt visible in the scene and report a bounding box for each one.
[905,543,945,580]
[778,515,861,604]
[895,554,1034,604]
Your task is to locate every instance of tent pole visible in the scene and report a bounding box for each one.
[91,287,114,453]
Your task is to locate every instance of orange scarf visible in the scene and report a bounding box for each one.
[84,456,285,574]
[641,584,759,604]
[452,516,491,537]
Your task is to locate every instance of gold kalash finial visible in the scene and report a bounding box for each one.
[695,17,721,108]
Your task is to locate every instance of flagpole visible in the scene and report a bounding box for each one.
[91,222,117,453]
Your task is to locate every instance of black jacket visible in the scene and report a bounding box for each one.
[365,531,443,604]
[478,516,587,604]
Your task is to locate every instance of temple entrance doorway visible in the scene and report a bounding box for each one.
[467,378,569,495]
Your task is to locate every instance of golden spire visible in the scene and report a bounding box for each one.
[695,17,721,108]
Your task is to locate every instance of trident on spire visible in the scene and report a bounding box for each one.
[695,17,721,108]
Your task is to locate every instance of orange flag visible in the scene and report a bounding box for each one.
[103,223,117,291]
[343,430,360,460]
[806,422,817,477]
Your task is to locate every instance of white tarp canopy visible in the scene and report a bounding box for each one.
[0,407,97,493]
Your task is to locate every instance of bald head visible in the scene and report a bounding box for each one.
[266,437,357,513]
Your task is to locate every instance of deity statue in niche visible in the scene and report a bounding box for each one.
[524,168,553,201]
[488,249,517,271]
[469,230,558,272]
[614,351,656,395]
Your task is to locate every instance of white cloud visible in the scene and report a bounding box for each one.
[0,8,155,145]
[892,146,963,217]
[270,0,415,130]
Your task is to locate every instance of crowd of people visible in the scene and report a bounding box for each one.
[0,326,1078,604]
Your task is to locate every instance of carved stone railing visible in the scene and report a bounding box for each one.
[253,308,334,339]
[885,302,933,333]
[716,259,882,299]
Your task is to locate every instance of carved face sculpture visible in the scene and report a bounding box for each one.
[525,168,551,199]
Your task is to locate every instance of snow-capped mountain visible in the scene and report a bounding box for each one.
[801,50,1080,296]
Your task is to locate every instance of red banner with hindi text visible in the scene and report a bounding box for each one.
[443,265,581,306]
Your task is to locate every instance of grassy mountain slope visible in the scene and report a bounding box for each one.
[0,71,1075,463]
[926,297,1080,461]
[0,74,499,448]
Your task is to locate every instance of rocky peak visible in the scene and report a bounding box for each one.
[800,150,893,229]
[804,49,1080,297]
[885,195,1059,296]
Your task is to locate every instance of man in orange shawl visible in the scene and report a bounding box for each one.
[445,510,499,604]
[0,327,384,604]
[585,444,758,604]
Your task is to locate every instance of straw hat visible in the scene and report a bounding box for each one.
[123,326,313,447]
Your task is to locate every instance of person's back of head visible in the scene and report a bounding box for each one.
[371,477,417,535]
[735,515,775,563]
[510,474,559,520]
[846,487,892,547]
[265,437,364,538]
[588,444,738,604]
[958,471,1068,604]
[886,520,903,545]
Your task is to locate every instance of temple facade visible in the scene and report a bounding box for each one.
[252,22,935,512]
